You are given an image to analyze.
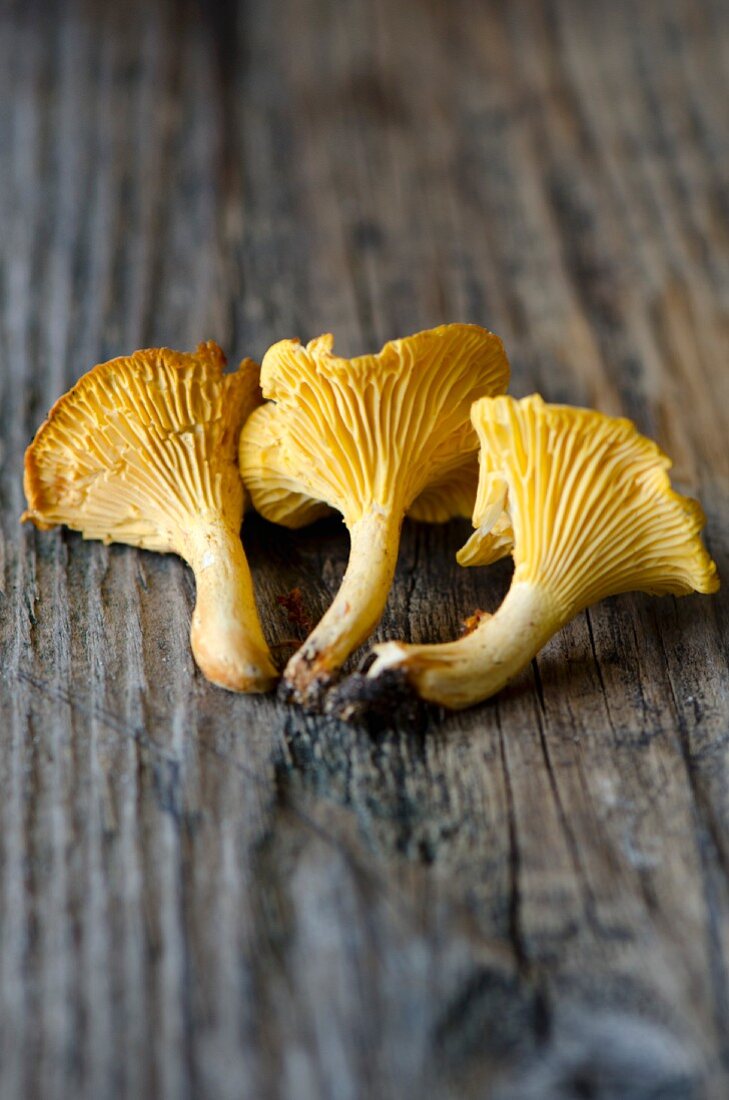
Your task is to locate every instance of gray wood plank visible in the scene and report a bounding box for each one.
[0,0,728,1097]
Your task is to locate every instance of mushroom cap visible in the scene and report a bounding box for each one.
[407,455,479,523]
[239,325,510,529]
[457,394,719,608]
[23,343,261,554]
[300,452,481,526]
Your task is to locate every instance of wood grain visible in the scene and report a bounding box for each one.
[1,0,728,1096]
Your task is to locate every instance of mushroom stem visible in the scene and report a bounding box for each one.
[367,581,559,710]
[185,520,278,693]
[284,507,402,705]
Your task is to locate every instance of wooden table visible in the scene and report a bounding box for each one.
[1,1,728,1096]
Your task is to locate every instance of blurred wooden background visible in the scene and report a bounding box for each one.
[1,0,728,1096]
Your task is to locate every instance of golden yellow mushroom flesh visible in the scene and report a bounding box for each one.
[23,343,278,693]
[365,394,719,711]
[239,324,510,708]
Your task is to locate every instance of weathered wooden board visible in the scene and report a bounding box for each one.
[1,0,728,1097]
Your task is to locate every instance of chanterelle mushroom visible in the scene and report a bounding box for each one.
[23,343,278,693]
[363,394,719,710]
[239,324,510,707]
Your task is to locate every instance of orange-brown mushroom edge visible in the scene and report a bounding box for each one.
[364,394,719,711]
[239,324,510,709]
[23,343,278,693]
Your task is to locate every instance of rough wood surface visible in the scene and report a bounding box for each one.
[1,0,728,1097]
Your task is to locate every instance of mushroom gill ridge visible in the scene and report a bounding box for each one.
[23,343,254,551]
[247,325,509,524]
[360,394,718,711]
[240,323,510,707]
[459,394,717,608]
[23,343,278,694]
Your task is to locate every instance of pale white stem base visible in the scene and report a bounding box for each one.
[185,520,278,693]
[368,581,560,710]
[284,508,402,705]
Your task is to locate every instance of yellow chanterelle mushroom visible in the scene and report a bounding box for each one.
[239,324,510,707]
[23,343,278,693]
[365,394,719,710]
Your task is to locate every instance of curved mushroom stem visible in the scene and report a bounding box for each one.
[367,581,560,710]
[185,520,278,693]
[284,507,402,707]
